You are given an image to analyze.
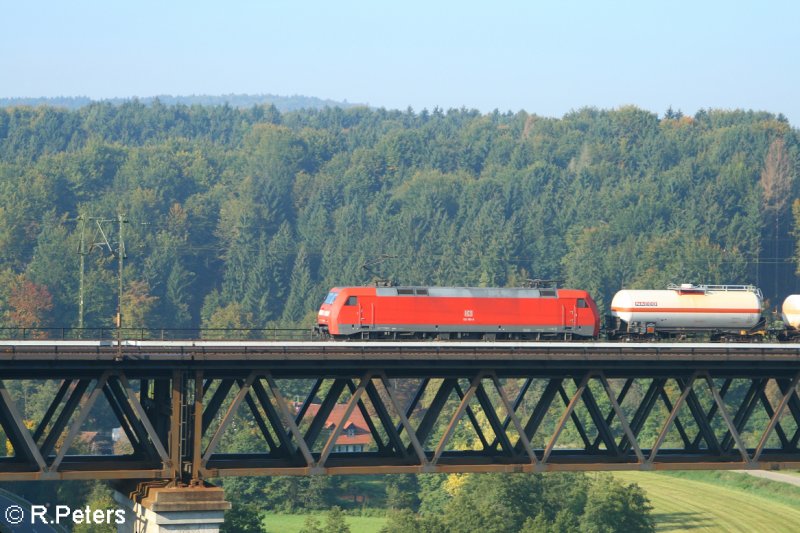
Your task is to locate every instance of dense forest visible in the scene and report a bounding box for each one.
[0,102,798,335]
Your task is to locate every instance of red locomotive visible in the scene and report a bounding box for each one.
[316,285,601,340]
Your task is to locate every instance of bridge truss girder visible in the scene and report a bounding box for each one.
[1,363,800,482]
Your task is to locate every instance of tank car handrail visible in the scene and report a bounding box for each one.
[667,284,760,293]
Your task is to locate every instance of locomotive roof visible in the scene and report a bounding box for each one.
[375,286,566,298]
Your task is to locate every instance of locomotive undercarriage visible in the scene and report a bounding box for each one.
[606,317,768,343]
[315,325,592,341]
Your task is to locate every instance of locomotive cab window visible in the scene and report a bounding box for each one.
[324,292,338,305]
[577,299,588,308]
[345,296,358,306]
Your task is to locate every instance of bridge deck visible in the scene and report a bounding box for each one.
[1,340,799,361]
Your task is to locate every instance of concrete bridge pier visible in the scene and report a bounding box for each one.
[114,484,231,533]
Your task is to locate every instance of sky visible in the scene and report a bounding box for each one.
[2,0,799,126]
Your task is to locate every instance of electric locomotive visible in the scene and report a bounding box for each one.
[316,285,601,340]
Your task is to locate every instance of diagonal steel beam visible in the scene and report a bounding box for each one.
[680,378,721,453]
[579,378,619,456]
[515,379,561,455]
[753,373,800,462]
[557,383,591,449]
[265,373,315,467]
[414,379,457,449]
[102,381,143,455]
[691,378,735,450]
[202,379,235,434]
[720,379,764,452]
[365,380,406,456]
[543,373,590,464]
[758,389,791,449]
[304,379,347,450]
[378,374,428,467]
[109,376,167,459]
[252,379,294,454]
[346,379,386,452]
[591,378,634,451]
[647,374,697,465]
[491,377,533,451]
[48,372,111,474]
[474,380,513,454]
[599,373,644,463]
[32,380,72,443]
[455,381,491,451]
[201,372,256,468]
[0,380,47,470]
[704,374,750,464]
[432,373,484,466]
[318,372,373,468]
[40,379,91,458]
[295,379,323,425]
[621,378,663,454]
[490,374,537,465]
[658,388,692,450]
[242,388,278,452]
[117,374,171,466]
[397,378,429,438]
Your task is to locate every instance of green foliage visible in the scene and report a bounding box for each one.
[323,506,351,533]
[0,103,797,335]
[221,502,266,533]
[579,475,654,533]
[72,482,117,533]
[384,474,419,511]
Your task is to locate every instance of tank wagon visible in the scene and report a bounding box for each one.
[316,285,601,340]
[609,284,764,341]
[780,295,800,339]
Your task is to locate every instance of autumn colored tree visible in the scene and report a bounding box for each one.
[6,274,53,334]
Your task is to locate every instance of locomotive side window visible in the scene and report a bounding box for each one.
[416,288,428,295]
[398,288,414,295]
[324,292,338,305]
[577,299,588,308]
[345,296,358,306]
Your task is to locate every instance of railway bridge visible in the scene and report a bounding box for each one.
[1,340,799,530]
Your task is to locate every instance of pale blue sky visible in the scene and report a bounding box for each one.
[2,0,798,125]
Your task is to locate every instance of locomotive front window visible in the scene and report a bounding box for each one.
[324,292,338,305]
[577,299,588,308]
[345,296,358,306]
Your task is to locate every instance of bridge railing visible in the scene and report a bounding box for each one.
[0,327,315,341]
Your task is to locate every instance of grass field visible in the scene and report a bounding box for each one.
[261,471,800,533]
[262,512,387,533]
[614,471,800,532]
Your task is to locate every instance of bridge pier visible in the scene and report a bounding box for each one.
[114,484,230,533]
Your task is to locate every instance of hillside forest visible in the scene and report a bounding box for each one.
[0,102,798,334]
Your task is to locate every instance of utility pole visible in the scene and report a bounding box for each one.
[76,215,88,332]
[116,212,128,357]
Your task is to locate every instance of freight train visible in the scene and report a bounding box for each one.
[315,282,799,341]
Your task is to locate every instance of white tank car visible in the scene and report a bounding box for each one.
[781,295,800,330]
[611,284,763,334]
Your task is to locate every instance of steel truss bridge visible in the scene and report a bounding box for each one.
[1,340,800,483]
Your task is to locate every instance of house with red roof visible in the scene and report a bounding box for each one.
[301,403,372,453]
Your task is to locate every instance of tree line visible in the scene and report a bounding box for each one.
[0,103,797,335]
